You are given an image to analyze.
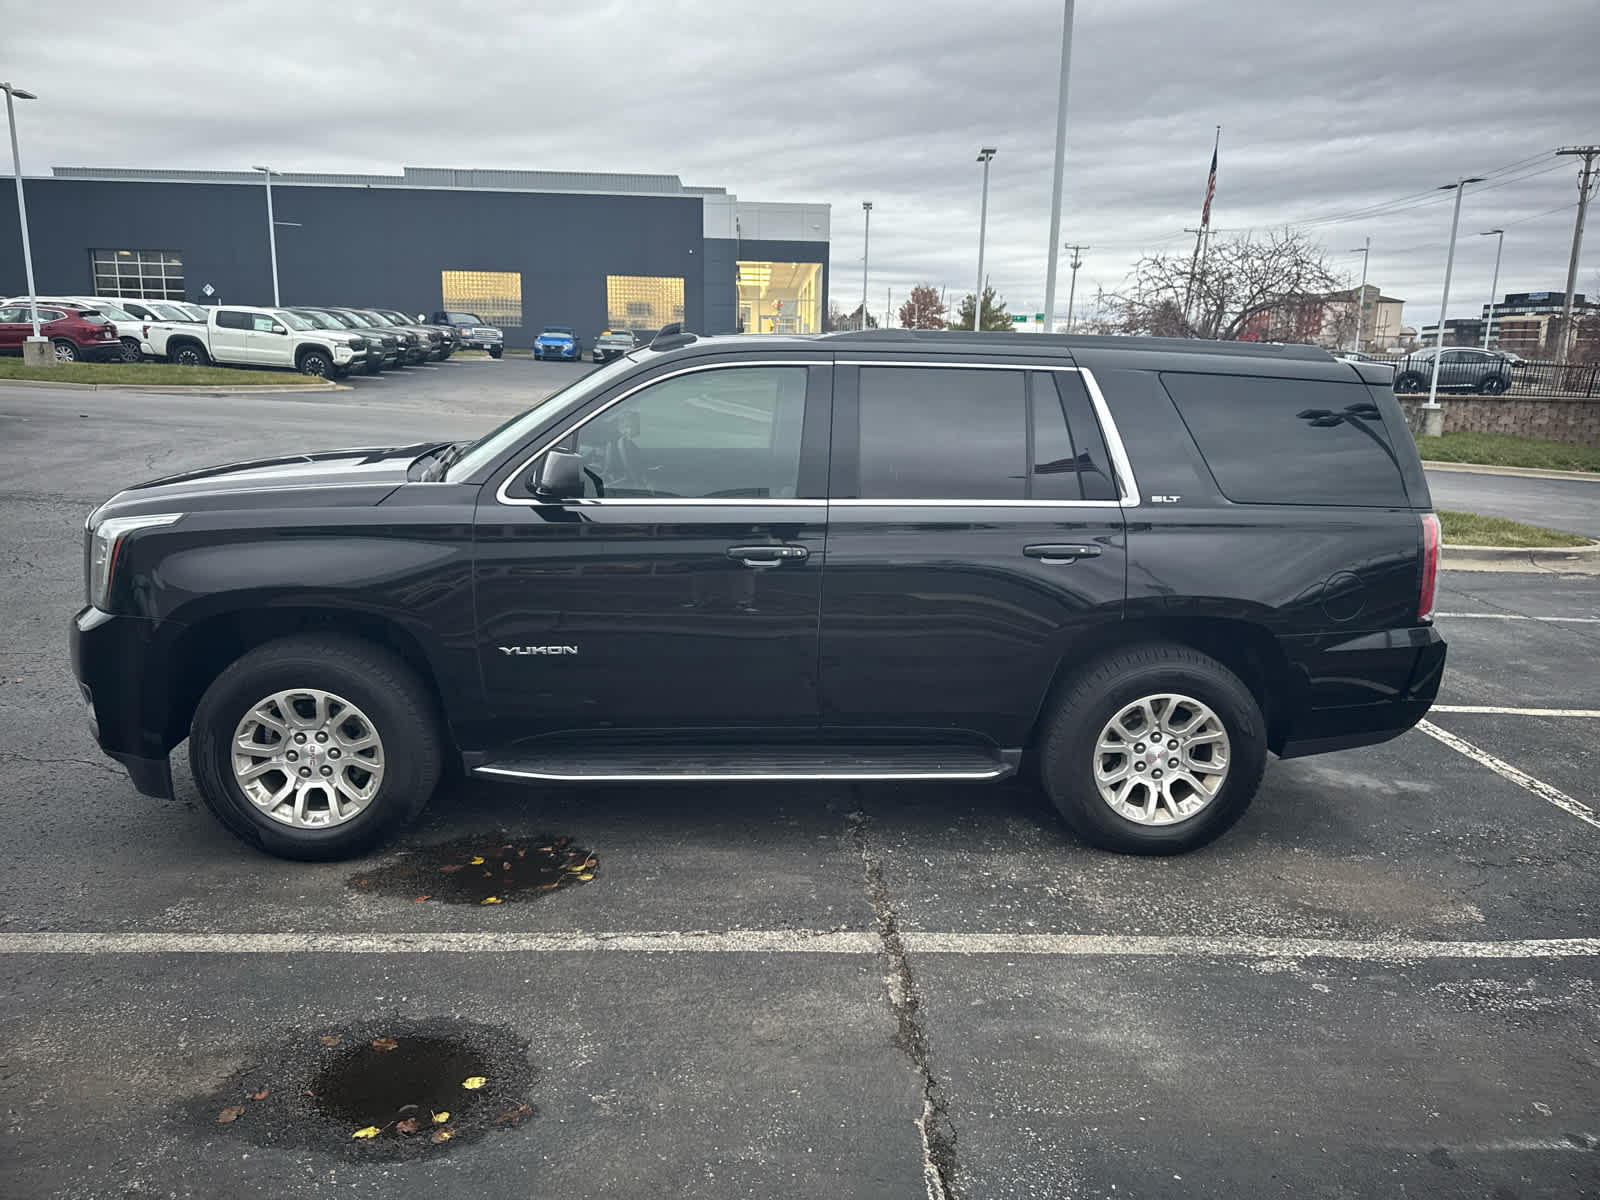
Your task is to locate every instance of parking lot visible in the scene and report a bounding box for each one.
[1,365,1597,1199]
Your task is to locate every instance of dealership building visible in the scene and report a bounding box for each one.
[0,165,831,348]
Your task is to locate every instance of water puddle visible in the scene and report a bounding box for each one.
[349,834,598,905]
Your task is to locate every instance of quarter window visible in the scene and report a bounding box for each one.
[856,367,1026,500]
[90,249,184,301]
[568,366,808,500]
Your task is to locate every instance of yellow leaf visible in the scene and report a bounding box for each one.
[351,1126,381,1139]
[430,1128,453,1143]
[461,1076,487,1090]
[480,896,503,905]
[432,1111,450,1124]
[575,872,594,881]
[469,856,485,865]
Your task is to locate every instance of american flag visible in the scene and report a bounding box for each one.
[1200,139,1218,228]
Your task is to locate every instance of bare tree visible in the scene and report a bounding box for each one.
[826,300,851,332]
[1115,229,1341,341]
[897,284,946,329]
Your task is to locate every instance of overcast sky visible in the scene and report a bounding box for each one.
[7,0,1597,331]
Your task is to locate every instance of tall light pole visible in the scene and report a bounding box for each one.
[1423,176,1485,437]
[252,165,281,306]
[3,81,45,358]
[1479,228,1504,350]
[860,200,872,330]
[1040,1,1076,332]
[1554,146,1598,362]
[973,147,996,331]
[1063,244,1088,332]
[1347,237,1370,353]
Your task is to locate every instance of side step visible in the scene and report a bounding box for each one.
[472,744,1018,784]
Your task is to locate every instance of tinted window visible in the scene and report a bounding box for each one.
[443,312,481,325]
[1161,372,1409,507]
[857,367,1025,499]
[36,308,65,322]
[0,307,24,322]
[1051,371,1119,501]
[570,366,807,500]
[215,310,251,330]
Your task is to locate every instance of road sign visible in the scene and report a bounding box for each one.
[1034,313,1045,321]
[1011,315,1028,323]
[202,283,215,297]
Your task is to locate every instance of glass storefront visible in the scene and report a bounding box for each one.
[736,261,821,334]
[606,275,685,331]
[440,270,523,327]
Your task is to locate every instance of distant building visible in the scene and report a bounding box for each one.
[1421,291,1599,355]
[1242,284,1404,351]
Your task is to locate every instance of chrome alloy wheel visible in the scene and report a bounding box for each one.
[1092,693,1231,825]
[231,688,385,828]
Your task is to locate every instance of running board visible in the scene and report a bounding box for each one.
[472,744,1018,784]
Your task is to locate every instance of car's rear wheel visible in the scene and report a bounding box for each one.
[189,635,442,860]
[1038,643,1266,855]
[119,338,143,363]
[171,342,209,367]
[1394,371,1426,393]
[52,339,81,363]
[1479,375,1509,395]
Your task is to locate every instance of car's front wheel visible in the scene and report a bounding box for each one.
[489,346,503,359]
[1037,643,1266,855]
[189,635,443,860]
[298,349,333,377]
[1479,374,1509,395]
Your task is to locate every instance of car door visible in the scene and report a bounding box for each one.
[818,360,1128,747]
[248,312,290,365]
[210,310,253,363]
[472,356,831,744]
[0,306,25,350]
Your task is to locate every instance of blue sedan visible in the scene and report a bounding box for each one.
[534,325,580,361]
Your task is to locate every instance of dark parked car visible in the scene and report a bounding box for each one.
[336,308,438,364]
[0,302,124,362]
[1393,346,1517,395]
[290,307,401,374]
[592,329,638,363]
[71,328,1445,861]
[534,325,580,361]
[431,311,504,358]
[374,308,457,360]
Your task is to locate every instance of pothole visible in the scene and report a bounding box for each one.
[194,1018,535,1159]
[349,834,599,905]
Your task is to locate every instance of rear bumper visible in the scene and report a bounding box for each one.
[69,605,184,799]
[79,342,126,362]
[1274,624,1447,759]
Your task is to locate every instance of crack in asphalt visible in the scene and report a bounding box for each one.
[0,751,125,777]
[847,801,957,1200]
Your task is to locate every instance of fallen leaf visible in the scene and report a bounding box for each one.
[438,864,464,874]
[480,896,503,905]
[319,1035,342,1047]
[469,856,485,865]
[575,873,594,881]
[216,1106,245,1123]
[461,1076,487,1090]
[502,861,512,870]
[517,849,527,857]
[249,1087,269,1101]
[430,1128,453,1143]
[432,1111,450,1124]
[413,895,432,903]
[395,1117,420,1135]
[372,1037,399,1052]
[539,882,559,891]
[351,1126,381,1140]
[492,1104,532,1127]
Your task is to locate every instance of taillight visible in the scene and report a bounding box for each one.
[1419,512,1440,622]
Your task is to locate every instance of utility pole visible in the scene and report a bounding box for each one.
[1062,244,1088,332]
[860,201,872,331]
[1040,0,1076,331]
[1347,238,1370,352]
[886,288,892,329]
[1555,146,1599,362]
[1480,228,1504,349]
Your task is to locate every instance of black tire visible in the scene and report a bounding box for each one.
[188,635,443,861]
[119,337,143,363]
[171,341,209,367]
[1037,643,1267,856]
[52,339,81,363]
[1394,371,1425,393]
[364,356,383,375]
[489,347,503,359]
[331,365,351,380]
[298,349,333,377]
[1479,375,1508,395]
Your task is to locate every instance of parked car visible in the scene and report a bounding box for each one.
[534,325,580,361]
[373,308,458,360]
[318,307,423,366]
[0,301,124,361]
[431,310,504,357]
[1392,346,1517,395]
[70,327,1446,861]
[290,307,400,374]
[341,308,441,364]
[141,305,370,377]
[3,296,148,362]
[592,329,638,363]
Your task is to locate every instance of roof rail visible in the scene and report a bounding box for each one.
[819,328,1333,361]
[650,322,699,351]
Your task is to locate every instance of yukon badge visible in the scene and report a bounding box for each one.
[499,645,579,656]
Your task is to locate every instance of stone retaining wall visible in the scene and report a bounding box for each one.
[1396,394,1600,446]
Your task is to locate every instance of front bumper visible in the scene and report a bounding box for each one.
[69,605,184,798]
[535,343,578,359]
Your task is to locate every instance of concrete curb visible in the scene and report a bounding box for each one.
[0,377,344,394]
[1442,542,1600,574]
[1423,460,1599,482]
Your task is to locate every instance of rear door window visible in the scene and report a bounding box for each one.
[215,310,251,330]
[855,366,1025,500]
[1160,372,1409,507]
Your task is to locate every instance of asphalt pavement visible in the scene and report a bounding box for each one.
[1425,465,1600,540]
[2,369,1597,1199]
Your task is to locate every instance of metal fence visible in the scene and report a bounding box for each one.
[1363,353,1600,398]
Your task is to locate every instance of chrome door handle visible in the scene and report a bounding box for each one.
[727,544,809,569]
[1023,543,1103,563]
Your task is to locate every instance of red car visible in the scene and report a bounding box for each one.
[0,301,124,362]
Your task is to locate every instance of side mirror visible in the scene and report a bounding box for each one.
[270,324,287,335]
[532,449,585,499]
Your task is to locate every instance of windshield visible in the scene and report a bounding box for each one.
[273,310,315,331]
[146,302,193,321]
[444,312,483,325]
[323,310,361,328]
[379,310,415,325]
[447,354,639,481]
[292,309,337,329]
[542,327,574,336]
[92,302,136,321]
[354,310,394,326]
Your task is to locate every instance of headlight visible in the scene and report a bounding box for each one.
[87,512,183,609]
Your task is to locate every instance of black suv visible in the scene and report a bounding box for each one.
[70,329,1446,861]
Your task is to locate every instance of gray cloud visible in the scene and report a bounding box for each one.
[7,0,1596,329]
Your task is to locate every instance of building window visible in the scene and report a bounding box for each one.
[736,261,821,334]
[440,271,522,327]
[90,249,184,301]
[606,275,685,332]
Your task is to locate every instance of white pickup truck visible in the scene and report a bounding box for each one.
[141,305,371,377]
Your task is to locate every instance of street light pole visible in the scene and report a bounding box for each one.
[1040,0,1076,332]
[1063,244,1088,333]
[860,200,872,330]
[252,165,281,306]
[974,148,996,331]
[1480,228,1504,349]
[1347,237,1370,353]
[3,81,45,356]
[1423,176,1485,437]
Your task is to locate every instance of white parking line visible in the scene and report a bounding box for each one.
[1417,719,1600,831]
[1431,705,1600,717]
[1435,613,1600,622]
[0,931,1598,959]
